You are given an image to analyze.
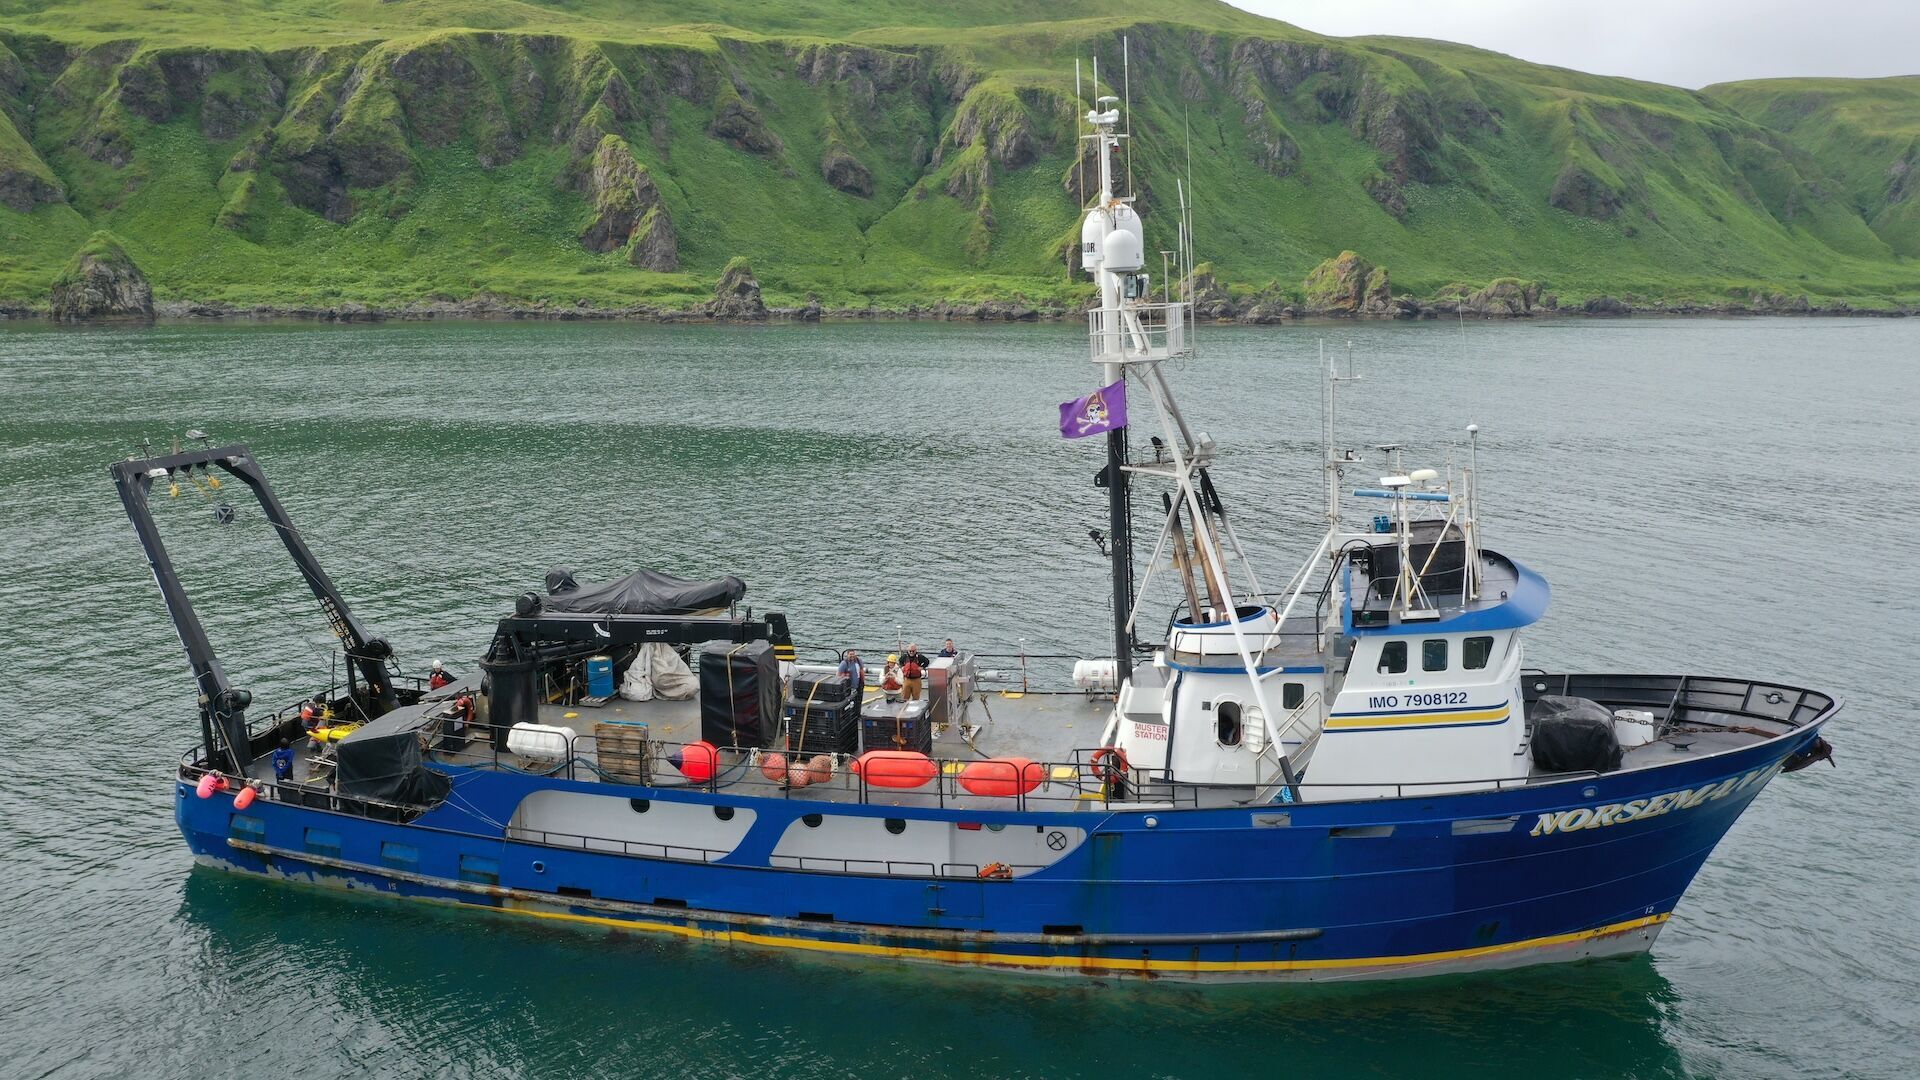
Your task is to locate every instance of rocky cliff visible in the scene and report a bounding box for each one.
[0,7,1916,316]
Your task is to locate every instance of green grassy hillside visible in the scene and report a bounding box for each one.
[1706,76,1920,260]
[1,0,1917,314]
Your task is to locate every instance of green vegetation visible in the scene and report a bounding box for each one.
[0,1,1917,314]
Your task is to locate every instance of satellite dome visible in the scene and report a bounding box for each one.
[1080,210,1107,275]
[1103,226,1144,273]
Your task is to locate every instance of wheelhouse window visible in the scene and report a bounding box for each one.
[1216,700,1243,746]
[1423,639,1448,672]
[1378,641,1407,674]
[1464,636,1496,670]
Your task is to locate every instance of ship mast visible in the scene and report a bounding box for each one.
[1083,70,1136,673]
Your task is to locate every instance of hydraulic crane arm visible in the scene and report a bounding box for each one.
[110,442,400,769]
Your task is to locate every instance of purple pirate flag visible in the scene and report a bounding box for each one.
[1058,379,1127,439]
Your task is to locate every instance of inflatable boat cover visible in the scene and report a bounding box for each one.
[542,566,746,615]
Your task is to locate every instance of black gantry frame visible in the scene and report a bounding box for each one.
[110,443,399,771]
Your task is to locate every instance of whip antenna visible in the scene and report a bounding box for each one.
[1075,59,1085,209]
[1123,35,1134,199]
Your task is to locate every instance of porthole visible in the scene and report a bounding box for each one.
[714,806,736,822]
[802,813,823,828]
[531,860,546,874]
[884,818,906,835]
[629,798,651,813]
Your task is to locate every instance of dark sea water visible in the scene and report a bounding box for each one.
[1,317,1915,1079]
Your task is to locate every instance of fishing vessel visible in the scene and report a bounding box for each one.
[117,68,1839,983]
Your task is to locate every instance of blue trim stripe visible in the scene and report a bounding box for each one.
[1345,555,1551,637]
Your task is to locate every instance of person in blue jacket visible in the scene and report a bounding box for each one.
[270,738,295,782]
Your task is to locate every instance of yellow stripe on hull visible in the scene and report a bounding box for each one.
[499,902,1666,975]
[1326,706,1511,731]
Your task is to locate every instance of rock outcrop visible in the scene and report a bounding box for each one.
[1189,263,1236,320]
[579,135,677,270]
[1302,251,1390,315]
[821,143,873,197]
[49,232,154,321]
[709,257,767,319]
[627,205,677,271]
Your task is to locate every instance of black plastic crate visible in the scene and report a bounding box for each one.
[860,701,932,754]
[786,697,859,756]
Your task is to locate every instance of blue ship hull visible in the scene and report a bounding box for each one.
[177,720,1828,982]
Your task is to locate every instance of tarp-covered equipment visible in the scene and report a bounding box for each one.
[543,566,745,615]
[335,709,454,804]
[698,640,780,748]
[1529,695,1624,773]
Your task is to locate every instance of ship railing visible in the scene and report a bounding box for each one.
[1165,595,1330,655]
[177,752,432,823]
[1518,671,1836,731]
[424,725,1200,811]
[1087,302,1189,363]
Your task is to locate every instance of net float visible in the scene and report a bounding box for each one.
[959,757,1044,798]
[850,750,936,789]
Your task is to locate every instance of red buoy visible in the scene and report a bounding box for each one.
[233,784,257,810]
[194,774,218,799]
[805,754,834,785]
[670,741,719,782]
[959,757,1044,798]
[850,750,937,789]
[760,752,789,783]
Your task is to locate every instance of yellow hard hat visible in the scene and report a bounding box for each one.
[887,653,899,662]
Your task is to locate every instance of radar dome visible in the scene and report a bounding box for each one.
[1080,211,1107,276]
[1102,226,1144,273]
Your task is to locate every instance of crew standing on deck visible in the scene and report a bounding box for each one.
[939,639,957,658]
[270,738,295,782]
[429,660,455,690]
[838,649,866,696]
[901,643,929,703]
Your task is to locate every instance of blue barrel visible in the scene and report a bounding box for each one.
[586,655,615,698]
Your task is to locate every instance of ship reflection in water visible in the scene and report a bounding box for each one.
[178,868,1690,1078]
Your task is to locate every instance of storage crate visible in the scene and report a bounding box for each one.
[860,700,932,754]
[595,721,651,785]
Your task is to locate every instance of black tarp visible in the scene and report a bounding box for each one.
[542,566,746,615]
[1529,695,1623,773]
[335,708,455,805]
[698,640,780,748]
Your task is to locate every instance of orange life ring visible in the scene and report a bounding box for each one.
[1089,746,1130,783]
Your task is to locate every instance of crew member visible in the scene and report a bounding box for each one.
[299,693,326,732]
[938,639,958,658]
[901,645,926,703]
[429,660,455,690]
[881,655,903,701]
[270,738,295,782]
[838,649,866,694]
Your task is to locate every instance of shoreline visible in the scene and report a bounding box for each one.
[2,297,1914,325]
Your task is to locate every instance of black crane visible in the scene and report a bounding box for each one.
[110,442,399,771]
